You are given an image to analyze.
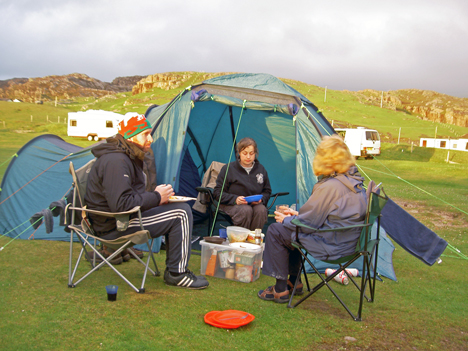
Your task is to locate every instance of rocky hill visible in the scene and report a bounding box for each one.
[131,72,226,94]
[353,89,468,127]
[2,71,467,128]
[0,73,146,103]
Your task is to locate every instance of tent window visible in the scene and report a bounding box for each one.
[106,120,113,128]
[453,144,457,149]
[440,141,446,148]
[70,119,77,127]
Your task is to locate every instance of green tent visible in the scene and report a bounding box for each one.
[145,73,334,210]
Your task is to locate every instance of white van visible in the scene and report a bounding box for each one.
[67,110,123,141]
[335,127,381,159]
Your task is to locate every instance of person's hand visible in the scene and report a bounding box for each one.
[155,184,174,204]
[250,199,262,205]
[274,210,290,223]
[236,196,247,205]
[283,208,298,216]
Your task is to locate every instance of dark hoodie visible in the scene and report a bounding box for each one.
[283,166,367,261]
[213,159,272,206]
[84,134,161,235]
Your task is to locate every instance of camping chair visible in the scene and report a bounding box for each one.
[195,161,289,235]
[287,182,388,321]
[67,161,160,293]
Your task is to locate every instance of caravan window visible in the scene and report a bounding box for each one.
[366,131,379,141]
[70,120,77,127]
[337,130,346,138]
[106,120,113,128]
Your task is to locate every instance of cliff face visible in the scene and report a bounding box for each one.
[0,73,145,103]
[131,72,222,94]
[354,89,468,127]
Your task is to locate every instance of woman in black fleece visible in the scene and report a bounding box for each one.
[213,137,272,231]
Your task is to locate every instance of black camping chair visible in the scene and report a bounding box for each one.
[288,182,388,321]
[194,161,289,235]
[67,161,160,293]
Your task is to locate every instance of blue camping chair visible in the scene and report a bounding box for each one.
[288,182,388,321]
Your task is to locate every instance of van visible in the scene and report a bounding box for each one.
[67,110,123,141]
[335,127,381,159]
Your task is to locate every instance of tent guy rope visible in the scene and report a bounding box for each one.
[209,100,246,237]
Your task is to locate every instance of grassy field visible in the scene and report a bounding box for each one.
[1,79,468,350]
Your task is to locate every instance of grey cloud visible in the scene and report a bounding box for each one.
[1,0,467,97]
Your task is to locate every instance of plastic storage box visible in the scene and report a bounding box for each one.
[200,240,264,283]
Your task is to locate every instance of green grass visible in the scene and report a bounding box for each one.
[0,229,467,350]
[1,77,468,350]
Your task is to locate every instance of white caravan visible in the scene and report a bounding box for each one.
[335,127,381,159]
[67,110,123,141]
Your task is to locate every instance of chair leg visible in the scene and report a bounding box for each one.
[288,249,368,321]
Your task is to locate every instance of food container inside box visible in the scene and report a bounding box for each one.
[226,226,250,243]
[200,240,264,283]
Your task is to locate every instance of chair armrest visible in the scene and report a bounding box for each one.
[266,192,290,211]
[195,186,212,194]
[291,218,372,242]
[69,206,141,218]
[195,187,217,204]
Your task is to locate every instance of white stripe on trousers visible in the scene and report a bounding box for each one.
[127,209,191,272]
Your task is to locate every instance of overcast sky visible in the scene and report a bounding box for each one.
[1,0,467,97]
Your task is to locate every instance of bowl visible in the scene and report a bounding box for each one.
[226,226,250,243]
[244,194,263,203]
[204,236,225,244]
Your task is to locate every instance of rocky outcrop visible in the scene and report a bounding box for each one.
[111,76,147,91]
[354,89,468,127]
[0,73,144,103]
[132,72,224,94]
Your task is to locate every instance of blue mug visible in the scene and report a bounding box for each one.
[219,228,227,239]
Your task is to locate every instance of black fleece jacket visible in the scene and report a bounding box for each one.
[84,134,161,235]
[213,160,272,206]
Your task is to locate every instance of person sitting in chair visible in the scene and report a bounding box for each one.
[213,137,272,231]
[84,113,209,290]
[258,134,367,303]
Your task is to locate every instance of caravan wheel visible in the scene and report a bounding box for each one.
[94,136,99,141]
[87,135,93,141]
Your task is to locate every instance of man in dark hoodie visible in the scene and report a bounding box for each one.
[258,134,367,303]
[85,113,208,290]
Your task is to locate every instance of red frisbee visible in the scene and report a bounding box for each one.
[204,310,255,329]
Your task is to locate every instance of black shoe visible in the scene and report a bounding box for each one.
[164,269,209,289]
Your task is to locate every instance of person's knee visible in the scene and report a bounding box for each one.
[253,204,267,216]
[235,205,253,220]
[266,222,282,239]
